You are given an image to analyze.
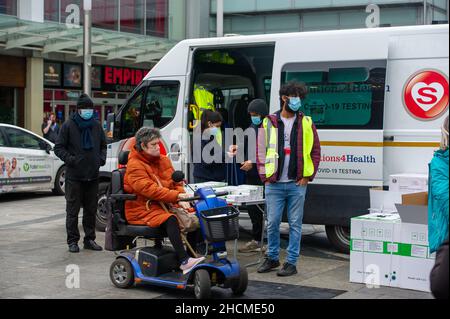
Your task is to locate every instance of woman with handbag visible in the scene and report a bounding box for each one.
[124,127,205,274]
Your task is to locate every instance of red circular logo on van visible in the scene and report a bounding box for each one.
[403,70,449,120]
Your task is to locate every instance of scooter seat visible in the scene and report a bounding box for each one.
[117,224,167,239]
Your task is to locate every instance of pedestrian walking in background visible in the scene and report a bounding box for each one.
[42,113,60,143]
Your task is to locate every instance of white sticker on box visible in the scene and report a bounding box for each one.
[411,245,427,258]
[365,241,384,253]
[387,243,398,253]
[352,240,364,252]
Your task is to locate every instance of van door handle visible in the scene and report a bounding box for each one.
[384,136,394,142]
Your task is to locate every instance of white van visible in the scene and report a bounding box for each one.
[99,24,449,252]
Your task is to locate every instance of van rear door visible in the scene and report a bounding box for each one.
[383,31,449,183]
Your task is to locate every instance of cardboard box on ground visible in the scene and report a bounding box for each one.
[350,174,434,293]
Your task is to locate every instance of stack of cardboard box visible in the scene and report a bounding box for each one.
[350,174,435,292]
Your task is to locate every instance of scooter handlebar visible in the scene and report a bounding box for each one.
[178,191,229,202]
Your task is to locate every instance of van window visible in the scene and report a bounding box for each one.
[143,81,180,129]
[263,78,272,103]
[282,61,386,130]
[221,88,249,112]
[121,87,146,139]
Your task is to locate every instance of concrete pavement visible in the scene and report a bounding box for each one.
[0,192,433,299]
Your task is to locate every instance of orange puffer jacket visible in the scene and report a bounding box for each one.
[124,144,184,228]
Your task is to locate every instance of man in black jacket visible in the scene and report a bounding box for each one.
[54,94,107,253]
[239,99,268,253]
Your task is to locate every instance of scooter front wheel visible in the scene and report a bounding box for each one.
[232,265,248,296]
[194,269,211,299]
[110,258,134,289]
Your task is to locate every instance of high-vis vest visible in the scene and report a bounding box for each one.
[262,115,314,179]
[193,85,215,121]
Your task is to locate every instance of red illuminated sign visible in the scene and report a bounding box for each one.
[104,67,148,86]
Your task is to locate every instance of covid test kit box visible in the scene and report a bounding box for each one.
[350,192,434,292]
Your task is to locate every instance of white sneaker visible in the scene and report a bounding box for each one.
[180,256,205,275]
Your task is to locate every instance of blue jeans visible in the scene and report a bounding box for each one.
[265,182,307,266]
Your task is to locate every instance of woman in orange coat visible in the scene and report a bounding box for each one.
[124,127,204,274]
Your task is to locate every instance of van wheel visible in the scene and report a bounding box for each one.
[325,225,350,254]
[110,258,134,289]
[52,166,66,196]
[194,269,211,299]
[231,265,248,296]
[96,182,110,232]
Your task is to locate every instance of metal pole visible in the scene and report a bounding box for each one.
[83,0,92,96]
[423,0,427,25]
[217,0,223,37]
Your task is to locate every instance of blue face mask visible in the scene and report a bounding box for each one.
[251,116,262,126]
[209,127,219,136]
[79,109,94,120]
[288,97,302,112]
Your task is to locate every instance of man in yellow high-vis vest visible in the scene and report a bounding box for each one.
[256,82,321,276]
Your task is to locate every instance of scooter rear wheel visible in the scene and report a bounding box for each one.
[110,258,134,289]
[194,269,211,299]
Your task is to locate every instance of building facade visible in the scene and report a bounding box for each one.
[0,0,186,133]
[209,0,449,36]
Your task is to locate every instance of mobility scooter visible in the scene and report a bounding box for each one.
[106,151,248,299]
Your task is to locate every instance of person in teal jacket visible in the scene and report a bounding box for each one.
[428,115,449,254]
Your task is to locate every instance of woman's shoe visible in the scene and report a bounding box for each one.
[180,256,206,275]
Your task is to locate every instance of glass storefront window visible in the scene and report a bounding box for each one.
[146,0,168,37]
[43,102,52,115]
[44,0,59,22]
[0,0,17,16]
[44,90,54,101]
[120,0,144,34]
[93,91,116,99]
[54,90,68,101]
[0,87,17,125]
[92,0,119,31]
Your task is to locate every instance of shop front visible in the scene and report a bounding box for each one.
[43,61,149,128]
[0,55,25,126]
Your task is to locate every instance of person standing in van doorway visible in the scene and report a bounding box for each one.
[54,94,107,253]
[193,110,237,183]
[239,99,269,253]
[256,82,321,276]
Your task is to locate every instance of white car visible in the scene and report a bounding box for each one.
[0,123,65,195]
